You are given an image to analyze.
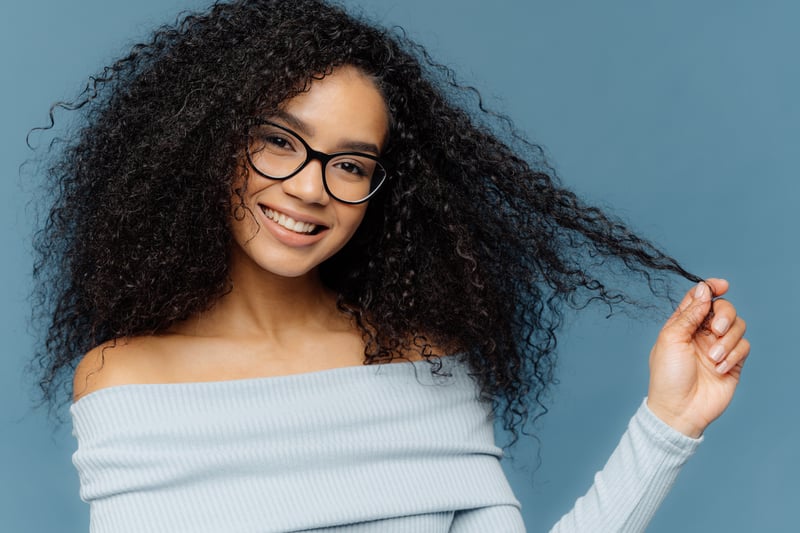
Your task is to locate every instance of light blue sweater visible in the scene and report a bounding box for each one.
[70,354,701,532]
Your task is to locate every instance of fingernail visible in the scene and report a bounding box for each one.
[713,317,730,335]
[709,344,725,362]
[715,360,729,374]
[694,282,707,299]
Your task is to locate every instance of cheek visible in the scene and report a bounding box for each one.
[228,170,273,226]
[228,206,259,247]
[228,184,264,243]
[340,205,369,238]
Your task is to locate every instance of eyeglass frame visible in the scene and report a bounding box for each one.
[245,119,391,205]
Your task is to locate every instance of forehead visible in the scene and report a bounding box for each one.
[276,66,389,148]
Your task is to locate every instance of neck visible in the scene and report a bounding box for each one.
[174,247,342,341]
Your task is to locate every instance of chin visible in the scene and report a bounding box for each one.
[263,263,319,279]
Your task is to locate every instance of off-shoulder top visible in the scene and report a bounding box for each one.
[70,354,702,532]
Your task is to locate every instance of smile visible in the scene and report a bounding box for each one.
[260,206,321,234]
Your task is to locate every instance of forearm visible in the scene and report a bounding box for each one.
[549,398,703,533]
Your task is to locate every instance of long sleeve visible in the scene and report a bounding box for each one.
[548,398,703,533]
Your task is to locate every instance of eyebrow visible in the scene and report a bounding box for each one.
[268,110,383,156]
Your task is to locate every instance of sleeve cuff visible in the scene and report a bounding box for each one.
[636,397,704,456]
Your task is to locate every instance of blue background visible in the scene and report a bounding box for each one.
[2,1,797,531]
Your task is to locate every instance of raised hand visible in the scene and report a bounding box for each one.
[646,278,750,438]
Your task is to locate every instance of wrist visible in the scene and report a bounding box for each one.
[645,398,705,439]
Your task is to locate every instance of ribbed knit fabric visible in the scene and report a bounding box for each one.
[71,355,702,532]
[549,398,703,532]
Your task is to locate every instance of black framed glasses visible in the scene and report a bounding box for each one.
[246,119,390,204]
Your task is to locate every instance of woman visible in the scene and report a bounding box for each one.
[31,0,749,531]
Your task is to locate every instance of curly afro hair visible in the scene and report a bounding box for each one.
[30,0,704,452]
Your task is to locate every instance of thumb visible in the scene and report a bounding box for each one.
[664,282,713,342]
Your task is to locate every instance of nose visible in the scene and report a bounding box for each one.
[280,158,330,205]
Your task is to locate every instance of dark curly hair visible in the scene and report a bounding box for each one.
[30,0,703,454]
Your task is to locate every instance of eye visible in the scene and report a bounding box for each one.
[249,124,300,155]
[267,135,289,148]
[335,160,368,177]
[261,133,297,152]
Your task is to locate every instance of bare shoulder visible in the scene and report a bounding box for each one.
[72,336,164,403]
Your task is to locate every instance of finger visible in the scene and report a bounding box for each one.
[671,278,729,318]
[672,286,696,317]
[706,316,747,364]
[709,298,738,337]
[664,281,716,341]
[714,337,751,375]
[703,278,730,299]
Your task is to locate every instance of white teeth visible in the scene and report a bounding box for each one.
[262,207,318,234]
